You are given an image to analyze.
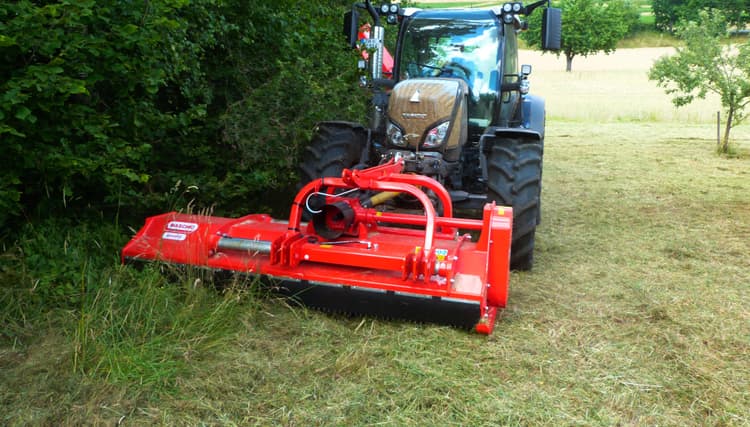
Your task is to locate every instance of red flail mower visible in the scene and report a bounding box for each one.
[122,158,512,334]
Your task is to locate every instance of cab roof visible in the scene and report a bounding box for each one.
[405,8,500,22]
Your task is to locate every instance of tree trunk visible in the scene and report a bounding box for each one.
[566,52,574,72]
[721,106,734,154]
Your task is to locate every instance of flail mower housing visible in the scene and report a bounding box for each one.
[122,159,512,334]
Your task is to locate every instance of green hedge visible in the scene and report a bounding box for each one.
[0,0,365,234]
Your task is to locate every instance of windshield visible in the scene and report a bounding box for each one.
[398,17,501,128]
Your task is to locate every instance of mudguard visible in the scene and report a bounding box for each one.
[521,94,546,138]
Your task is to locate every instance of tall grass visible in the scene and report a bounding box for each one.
[72,266,256,388]
[0,218,124,337]
[619,30,678,48]
[0,220,260,424]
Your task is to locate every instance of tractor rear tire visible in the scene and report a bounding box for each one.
[299,123,367,186]
[486,138,543,271]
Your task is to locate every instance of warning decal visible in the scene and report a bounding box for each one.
[162,232,188,241]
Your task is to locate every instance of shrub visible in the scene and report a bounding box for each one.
[0,1,365,233]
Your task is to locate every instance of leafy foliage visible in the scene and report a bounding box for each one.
[522,0,639,71]
[652,0,750,32]
[0,1,230,223]
[0,0,365,233]
[0,217,127,337]
[652,0,685,32]
[649,11,750,153]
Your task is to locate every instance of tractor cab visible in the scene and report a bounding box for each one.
[394,9,511,136]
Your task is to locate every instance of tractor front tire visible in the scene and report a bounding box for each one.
[487,138,543,271]
[299,123,367,186]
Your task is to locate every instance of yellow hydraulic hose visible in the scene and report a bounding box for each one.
[367,191,400,207]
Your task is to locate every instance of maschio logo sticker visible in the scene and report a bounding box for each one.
[166,221,199,233]
[162,232,188,241]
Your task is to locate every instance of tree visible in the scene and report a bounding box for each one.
[522,0,638,71]
[653,0,750,32]
[652,0,683,32]
[649,11,750,153]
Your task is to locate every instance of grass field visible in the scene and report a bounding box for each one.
[2,49,749,425]
[521,47,724,123]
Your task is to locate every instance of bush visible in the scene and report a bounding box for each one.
[0,217,126,337]
[0,0,365,233]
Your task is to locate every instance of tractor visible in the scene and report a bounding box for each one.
[299,1,561,270]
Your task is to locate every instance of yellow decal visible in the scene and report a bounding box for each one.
[414,246,421,254]
[320,244,333,249]
[497,208,505,216]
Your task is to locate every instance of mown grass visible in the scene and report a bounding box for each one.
[2,52,750,424]
[520,47,727,124]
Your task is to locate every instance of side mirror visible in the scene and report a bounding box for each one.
[541,8,561,51]
[344,10,360,49]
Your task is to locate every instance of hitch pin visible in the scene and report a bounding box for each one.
[320,240,373,249]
